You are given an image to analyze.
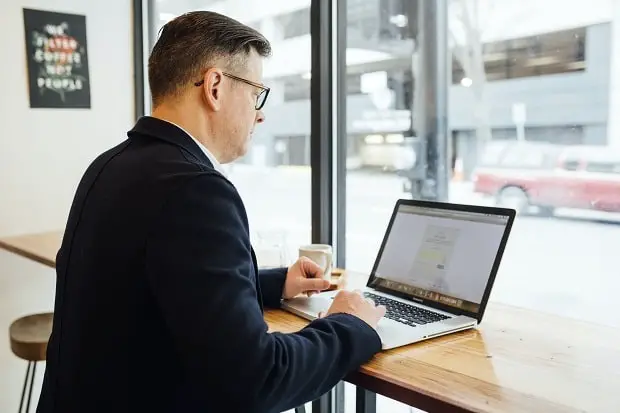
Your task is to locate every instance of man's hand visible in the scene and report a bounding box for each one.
[319,290,386,329]
[282,256,331,299]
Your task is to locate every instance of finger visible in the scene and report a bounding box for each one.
[376,305,387,317]
[301,278,331,292]
[318,311,325,318]
[333,290,348,299]
[300,257,323,278]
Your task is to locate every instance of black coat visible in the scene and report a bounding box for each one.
[37,116,381,413]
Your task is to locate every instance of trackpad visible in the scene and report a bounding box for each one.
[282,295,332,319]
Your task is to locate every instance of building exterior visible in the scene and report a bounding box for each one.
[153,0,618,178]
[451,22,610,178]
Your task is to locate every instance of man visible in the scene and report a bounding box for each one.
[37,11,385,413]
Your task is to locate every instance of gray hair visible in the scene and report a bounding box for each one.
[148,11,272,107]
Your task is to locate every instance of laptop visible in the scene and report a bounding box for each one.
[281,199,516,350]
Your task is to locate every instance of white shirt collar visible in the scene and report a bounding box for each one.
[161,119,227,177]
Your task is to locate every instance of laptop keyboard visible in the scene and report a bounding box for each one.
[363,292,450,326]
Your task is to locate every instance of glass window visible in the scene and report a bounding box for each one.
[500,143,557,169]
[149,0,311,277]
[584,161,620,174]
[275,7,310,39]
[283,73,363,102]
[479,141,509,166]
[283,75,311,101]
[343,1,619,411]
[560,159,581,171]
[452,27,587,84]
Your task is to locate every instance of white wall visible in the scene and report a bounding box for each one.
[0,0,133,410]
[0,0,134,237]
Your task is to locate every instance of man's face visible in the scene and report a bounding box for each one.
[218,50,266,162]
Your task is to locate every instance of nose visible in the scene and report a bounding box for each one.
[255,110,265,124]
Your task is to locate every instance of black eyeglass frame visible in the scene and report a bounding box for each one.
[194,72,270,110]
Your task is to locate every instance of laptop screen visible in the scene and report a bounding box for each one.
[368,204,510,314]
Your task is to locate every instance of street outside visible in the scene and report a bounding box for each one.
[227,164,619,413]
[228,164,620,330]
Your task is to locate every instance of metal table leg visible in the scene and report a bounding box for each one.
[356,387,377,413]
[312,392,332,413]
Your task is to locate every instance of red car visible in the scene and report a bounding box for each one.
[472,141,620,215]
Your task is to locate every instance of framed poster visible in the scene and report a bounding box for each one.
[23,8,91,109]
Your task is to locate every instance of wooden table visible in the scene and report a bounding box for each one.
[2,231,620,413]
[0,231,61,268]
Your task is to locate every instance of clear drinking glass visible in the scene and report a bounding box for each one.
[252,230,290,269]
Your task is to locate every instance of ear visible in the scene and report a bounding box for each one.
[200,68,224,111]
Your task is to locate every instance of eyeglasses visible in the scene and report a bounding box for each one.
[194,72,270,110]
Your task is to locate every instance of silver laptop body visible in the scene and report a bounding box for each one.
[281,199,516,350]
